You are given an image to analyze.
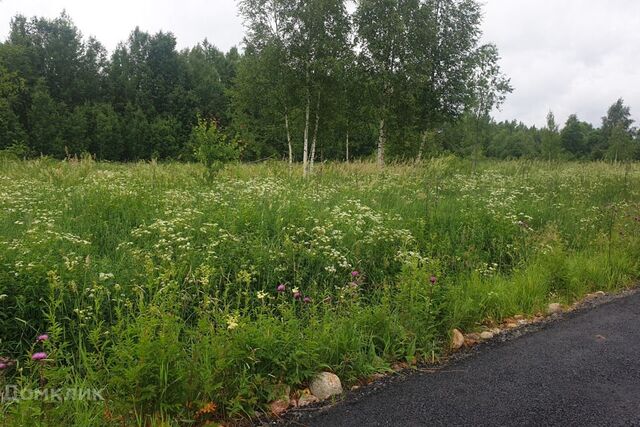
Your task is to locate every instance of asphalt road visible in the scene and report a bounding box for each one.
[289,290,640,426]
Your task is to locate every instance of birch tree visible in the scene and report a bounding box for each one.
[237,0,297,164]
[412,0,484,158]
[467,43,512,169]
[289,0,351,175]
[355,0,416,166]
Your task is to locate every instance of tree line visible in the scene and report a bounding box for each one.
[439,100,638,161]
[0,3,638,164]
[0,12,238,160]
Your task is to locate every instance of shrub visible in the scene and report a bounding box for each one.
[191,116,240,177]
[0,143,32,160]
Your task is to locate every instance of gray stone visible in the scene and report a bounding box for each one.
[480,331,494,340]
[270,399,289,416]
[451,329,465,349]
[548,303,563,315]
[310,372,343,400]
[296,393,319,407]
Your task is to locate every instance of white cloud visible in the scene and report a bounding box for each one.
[0,0,243,52]
[482,0,640,127]
[1,0,638,127]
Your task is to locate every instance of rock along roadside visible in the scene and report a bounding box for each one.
[287,289,640,426]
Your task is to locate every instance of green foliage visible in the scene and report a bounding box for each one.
[0,11,637,163]
[606,123,635,162]
[0,159,638,424]
[191,117,240,176]
[561,114,590,157]
[540,111,564,161]
[0,13,239,161]
[27,82,61,156]
[108,296,188,417]
[0,142,31,160]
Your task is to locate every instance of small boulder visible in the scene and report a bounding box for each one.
[480,331,494,340]
[294,389,319,408]
[297,394,319,407]
[464,337,479,347]
[547,303,563,315]
[370,373,386,381]
[451,329,465,350]
[269,399,290,416]
[310,372,343,400]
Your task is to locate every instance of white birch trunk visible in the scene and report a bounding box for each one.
[302,88,310,178]
[309,93,320,174]
[377,117,385,167]
[418,131,427,162]
[285,112,293,168]
[346,130,350,162]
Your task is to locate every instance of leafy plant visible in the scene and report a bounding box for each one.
[191,116,241,177]
[0,159,638,424]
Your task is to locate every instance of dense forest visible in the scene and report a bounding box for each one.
[0,2,638,164]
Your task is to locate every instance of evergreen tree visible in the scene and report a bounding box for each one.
[0,65,27,149]
[561,114,588,158]
[27,82,61,156]
[540,111,563,160]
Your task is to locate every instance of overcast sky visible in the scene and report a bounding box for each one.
[1,0,638,128]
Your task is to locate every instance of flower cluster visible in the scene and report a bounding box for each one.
[32,333,49,362]
[0,333,50,374]
[276,284,312,304]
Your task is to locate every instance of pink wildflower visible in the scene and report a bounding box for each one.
[31,352,47,361]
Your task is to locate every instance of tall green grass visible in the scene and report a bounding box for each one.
[0,157,638,425]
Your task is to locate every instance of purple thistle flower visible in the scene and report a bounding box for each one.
[351,271,359,277]
[303,296,312,304]
[37,334,49,342]
[430,276,437,285]
[0,363,7,370]
[31,352,47,361]
[277,284,286,293]
[293,291,302,300]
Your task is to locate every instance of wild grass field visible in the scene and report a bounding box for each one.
[0,157,639,425]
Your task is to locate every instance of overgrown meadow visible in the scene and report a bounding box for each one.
[0,157,639,425]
